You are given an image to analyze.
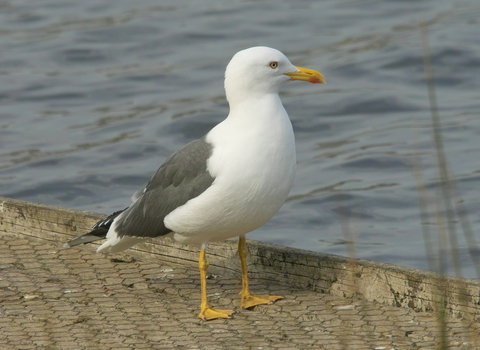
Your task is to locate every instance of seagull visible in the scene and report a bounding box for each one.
[64,46,325,320]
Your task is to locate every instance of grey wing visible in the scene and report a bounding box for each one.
[131,187,144,202]
[114,138,215,239]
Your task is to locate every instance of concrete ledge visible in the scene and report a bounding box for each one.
[1,195,479,320]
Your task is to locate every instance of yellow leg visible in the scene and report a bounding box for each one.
[198,246,234,320]
[238,236,283,309]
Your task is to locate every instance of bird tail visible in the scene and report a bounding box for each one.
[63,208,127,248]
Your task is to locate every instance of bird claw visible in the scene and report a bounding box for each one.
[198,307,234,320]
[241,294,284,309]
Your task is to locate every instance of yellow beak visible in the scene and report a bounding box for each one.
[285,66,325,84]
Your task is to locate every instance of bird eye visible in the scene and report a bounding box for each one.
[269,61,278,69]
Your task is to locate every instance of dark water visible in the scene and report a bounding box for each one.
[1,0,479,278]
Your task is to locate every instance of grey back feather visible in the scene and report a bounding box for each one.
[115,138,214,238]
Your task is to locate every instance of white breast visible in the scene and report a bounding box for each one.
[164,95,296,245]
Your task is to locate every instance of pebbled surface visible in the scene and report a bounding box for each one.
[1,233,479,350]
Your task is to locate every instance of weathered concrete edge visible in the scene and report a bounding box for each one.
[1,195,479,320]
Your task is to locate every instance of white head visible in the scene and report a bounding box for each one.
[224,46,324,106]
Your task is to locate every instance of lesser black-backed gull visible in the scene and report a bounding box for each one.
[64,46,325,320]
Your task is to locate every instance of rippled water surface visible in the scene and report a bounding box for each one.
[1,0,480,277]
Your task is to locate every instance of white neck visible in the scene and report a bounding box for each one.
[225,93,286,128]
[206,92,295,172]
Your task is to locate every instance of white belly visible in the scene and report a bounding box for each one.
[164,103,296,245]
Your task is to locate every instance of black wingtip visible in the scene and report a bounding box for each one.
[64,227,108,248]
[92,208,128,230]
[64,208,128,248]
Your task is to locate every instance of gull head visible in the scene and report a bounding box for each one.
[224,46,325,105]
